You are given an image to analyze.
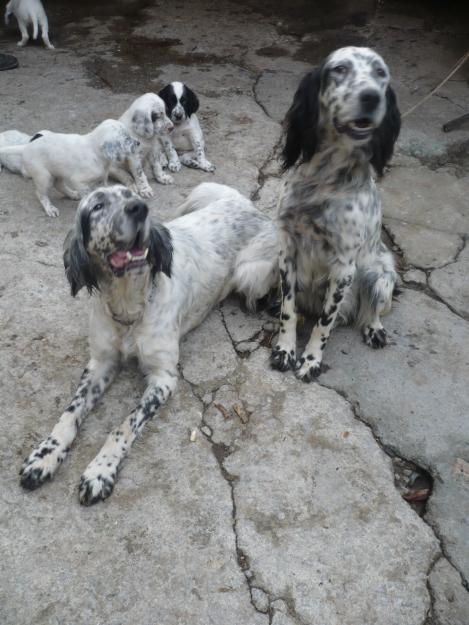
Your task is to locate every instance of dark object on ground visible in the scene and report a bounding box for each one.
[0,53,18,71]
[443,112,469,132]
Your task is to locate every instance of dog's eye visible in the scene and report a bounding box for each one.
[92,203,104,213]
[180,97,186,104]
[376,67,387,78]
[151,112,160,122]
[333,65,348,75]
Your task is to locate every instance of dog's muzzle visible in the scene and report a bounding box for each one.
[108,202,150,276]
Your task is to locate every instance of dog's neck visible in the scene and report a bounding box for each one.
[100,269,152,326]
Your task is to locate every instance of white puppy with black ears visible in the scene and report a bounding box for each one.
[158,81,215,174]
[5,0,54,49]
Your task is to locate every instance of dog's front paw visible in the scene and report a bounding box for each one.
[270,345,295,372]
[200,160,216,173]
[20,439,65,490]
[156,173,174,185]
[138,185,154,199]
[363,326,388,349]
[79,463,116,506]
[168,160,181,173]
[294,357,322,382]
[44,204,59,218]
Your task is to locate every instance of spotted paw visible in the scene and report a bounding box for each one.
[363,326,388,349]
[168,161,181,173]
[79,463,116,506]
[294,357,322,382]
[138,185,154,199]
[200,161,216,173]
[156,173,174,185]
[270,346,295,372]
[20,439,64,490]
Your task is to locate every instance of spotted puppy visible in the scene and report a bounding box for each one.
[0,120,139,216]
[19,183,278,504]
[271,46,400,381]
[158,81,215,176]
[5,0,53,49]
[111,92,175,193]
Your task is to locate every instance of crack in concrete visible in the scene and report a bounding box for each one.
[316,378,469,599]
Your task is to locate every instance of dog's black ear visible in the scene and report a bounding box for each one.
[370,86,401,177]
[282,65,323,171]
[148,223,173,279]
[158,85,173,116]
[63,213,100,297]
[184,86,199,117]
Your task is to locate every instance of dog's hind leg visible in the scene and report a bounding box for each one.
[40,18,54,49]
[357,243,396,348]
[31,169,60,217]
[79,360,179,506]
[19,357,118,491]
[16,20,29,47]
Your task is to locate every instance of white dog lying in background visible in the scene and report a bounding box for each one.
[0,130,30,174]
[0,120,139,216]
[5,0,54,49]
[110,92,175,195]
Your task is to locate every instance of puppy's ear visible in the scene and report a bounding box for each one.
[63,213,100,297]
[148,222,173,279]
[184,86,199,117]
[370,86,401,177]
[158,85,172,116]
[282,65,323,171]
[131,110,153,138]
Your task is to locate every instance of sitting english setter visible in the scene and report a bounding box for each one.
[110,92,175,193]
[271,46,401,382]
[157,81,215,176]
[19,183,278,505]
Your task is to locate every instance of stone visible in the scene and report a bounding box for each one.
[402,268,427,286]
[429,558,469,625]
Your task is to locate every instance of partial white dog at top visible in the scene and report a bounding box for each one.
[19,182,279,504]
[0,129,30,174]
[110,92,175,194]
[157,81,215,177]
[5,0,54,49]
[0,120,139,216]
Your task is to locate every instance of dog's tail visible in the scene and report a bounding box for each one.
[174,182,244,217]
[234,222,279,310]
[0,144,27,157]
[4,2,12,25]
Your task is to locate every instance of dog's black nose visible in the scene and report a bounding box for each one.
[125,201,148,222]
[360,89,381,113]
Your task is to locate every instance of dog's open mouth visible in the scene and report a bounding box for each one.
[335,118,375,139]
[108,245,149,276]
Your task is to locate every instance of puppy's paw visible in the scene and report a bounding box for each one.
[363,326,388,349]
[44,204,59,217]
[79,463,116,506]
[270,345,295,372]
[46,44,55,50]
[294,356,322,382]
[200,160,216,173]
[20,439,65,490]
[138,185,154,199]
[156,173,174,185]
[168,160,181,173]
[17,40,27,47]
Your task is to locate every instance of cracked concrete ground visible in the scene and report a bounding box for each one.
[0,1,468,624]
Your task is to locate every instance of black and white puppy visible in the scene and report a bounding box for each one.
[19,183,278,504]
[157,81,215,175]
[271,46,400,382]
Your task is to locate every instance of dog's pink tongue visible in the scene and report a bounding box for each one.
[109,250,128,268]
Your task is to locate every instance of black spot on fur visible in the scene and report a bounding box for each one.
[30,133,43,142]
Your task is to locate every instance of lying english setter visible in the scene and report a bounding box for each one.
[158,81,215,175]
[20,183,278,504]
[0,120,139,216]
[271,46,401,381]
[111,92,175,194]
